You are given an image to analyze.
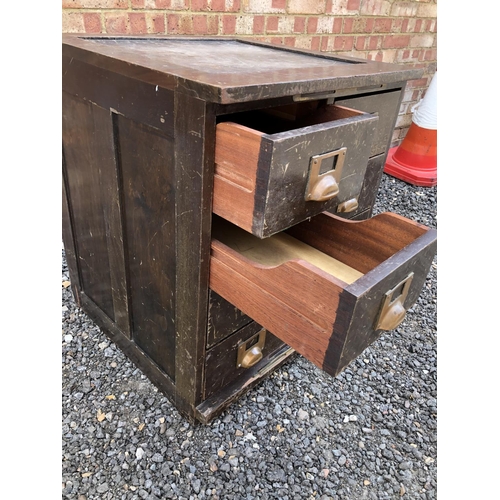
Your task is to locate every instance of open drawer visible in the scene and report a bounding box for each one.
[213,102,378,238]
[210,212,437,377]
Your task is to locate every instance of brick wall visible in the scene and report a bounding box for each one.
[62,0,437,146]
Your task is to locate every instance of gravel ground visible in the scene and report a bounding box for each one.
[62,173,437,500]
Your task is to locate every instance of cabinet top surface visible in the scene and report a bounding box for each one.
[63,35,423,103]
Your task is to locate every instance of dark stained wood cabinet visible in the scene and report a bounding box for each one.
[62,35,436,424]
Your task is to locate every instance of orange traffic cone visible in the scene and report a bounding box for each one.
[384,72,437,187]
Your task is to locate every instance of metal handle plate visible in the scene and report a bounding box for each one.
[305,147,346,202]
[237,329,266,369]
[375,273,414,331]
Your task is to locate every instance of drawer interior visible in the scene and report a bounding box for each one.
[217,100,366,135]
[210,212,436,377]
[211,211,426,284]
[211,216,363,285]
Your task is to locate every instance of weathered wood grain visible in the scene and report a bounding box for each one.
[62,93,115,320]
[207,290,252,348]
[118,116,176,378]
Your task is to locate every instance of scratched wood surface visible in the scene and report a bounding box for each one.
[62,93,115,320]
[62,35,423,104]
[213,103,378,238]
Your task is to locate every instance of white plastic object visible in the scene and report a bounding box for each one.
[411,72,437,130]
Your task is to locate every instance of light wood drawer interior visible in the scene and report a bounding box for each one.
[210,212,437,377]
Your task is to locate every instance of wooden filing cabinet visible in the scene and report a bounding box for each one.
[62,35,437,424]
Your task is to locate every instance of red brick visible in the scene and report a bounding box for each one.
[284,36,296,46]
[343,17,371,34]
[373,18,392,33]
[294,16,306,33]
[83,13,102,33]
[131,0,145,7]
[368,35,381,50]
[343,18,354,33]
[365,18,374,32]
[334,36,354,51]
[272,0,287,8]
[423,49,437,61]
[382,34,410,48]
[266,16,279,32]
[392,19,403,32]
[425,19,437,32]
[406,77,428,88]
[222,14,236,34]
[193,15,207,33]
[270,36,284,45]
[211,0,226,10]
[321,35,328,51]
[129,13,147,34]
[167,14,193,34]
[355,36,366,51]
[148,13,166,33]
[191,0,208,10]
[307,17,318,34]
[105,13,129,34]
[193,14,219,34]
[332,18,342,33]
[347,0,360,10]
[253,15,265,34]
[311,35,321,50]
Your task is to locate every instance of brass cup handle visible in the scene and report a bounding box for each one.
[305,147,346,202]
[377,297,407,331]
[376,273,414,331]
[237,329,266,369]
[308,175,339,201]
[239,346,263,368]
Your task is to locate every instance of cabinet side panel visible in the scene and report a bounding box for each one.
[62,92,115,320]
[117,116,176,380]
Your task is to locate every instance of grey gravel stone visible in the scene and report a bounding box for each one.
[62,174,437,500]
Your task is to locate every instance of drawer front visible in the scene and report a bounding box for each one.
[213,104,378,238]
[210,213,436,378]
[204,322,286,399]
[207,290,252,348]
[335,89,403,157]
[336,153,386,220]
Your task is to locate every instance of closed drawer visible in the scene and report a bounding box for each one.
[210,212,436,378]
[207,290,252,348]
[335,89,403,157]
[204,322,286,399]
[213,102,378,238]
[336,153,386,220]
